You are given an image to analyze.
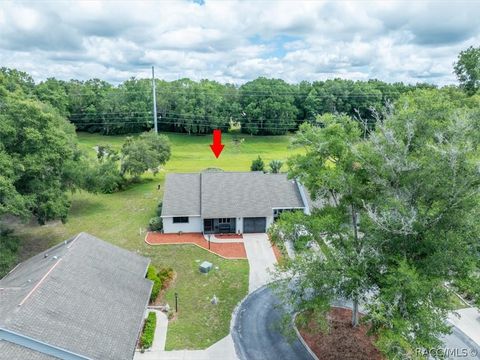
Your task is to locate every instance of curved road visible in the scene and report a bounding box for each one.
[232,285,480,360]
[232,285,313,360]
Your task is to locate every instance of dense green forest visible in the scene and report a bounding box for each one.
[0,67,437,135]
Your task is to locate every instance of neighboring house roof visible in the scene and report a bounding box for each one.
[161,171,306,218]
[0,232,152,360]
[0,341,58,360]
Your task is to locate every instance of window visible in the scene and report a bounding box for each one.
[173,217,189,223]
[218,218,231,223]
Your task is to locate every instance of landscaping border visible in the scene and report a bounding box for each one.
[144,232,247,260]
[292,312,320,360]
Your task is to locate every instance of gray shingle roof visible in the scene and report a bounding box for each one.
[201,172,273,218]
[0,341,58,360]
[265,174,304,209]
[0,233,152,360]
[161,173,201,216]
[161,172,306,218]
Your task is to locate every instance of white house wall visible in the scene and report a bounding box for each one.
[266,216,274,229]
[163,215,276,234]
[235,217,243,233]
[163,216,202,233]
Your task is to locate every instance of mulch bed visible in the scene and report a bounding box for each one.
[146,232,247,259]
[271,244,283,262]
[298,307,384,360]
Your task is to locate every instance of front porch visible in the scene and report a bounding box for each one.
[203,218,237,234]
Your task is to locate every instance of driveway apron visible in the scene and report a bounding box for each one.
[243,233,278,293]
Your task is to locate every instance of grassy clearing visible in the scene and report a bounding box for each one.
[7,131,298,349]
[77,131,302,172]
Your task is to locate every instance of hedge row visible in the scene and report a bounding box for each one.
[147,265,162,302]
[146,265,175,303]
[141,311,156,349]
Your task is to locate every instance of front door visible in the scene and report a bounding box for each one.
[204,219,214,233]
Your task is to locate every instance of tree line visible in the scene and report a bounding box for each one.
[2,46,479,137]
[0,67,435,136]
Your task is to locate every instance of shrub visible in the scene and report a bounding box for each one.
[141,312,156,349]
[250,155,265,172]
[293,235,311,252]
[146,265,162,302]
[156,202,163,216]
[269,159,283,173]
[148,216,163,231]
[83,157,125,194]
[157,267,175,289]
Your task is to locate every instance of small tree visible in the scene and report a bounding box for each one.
[96,145,118,162]
[269,160,283,173]
[120,131,171,178]
[454,46,480,95]
[250,156,265,172]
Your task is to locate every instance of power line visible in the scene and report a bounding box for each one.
[67,91,401,98]
[68,117,377,128]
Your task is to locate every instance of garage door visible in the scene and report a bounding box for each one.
[243,217,266,233]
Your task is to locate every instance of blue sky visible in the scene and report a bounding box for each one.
[0,0,479,85]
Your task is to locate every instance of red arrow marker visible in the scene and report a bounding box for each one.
[209,129,225,158]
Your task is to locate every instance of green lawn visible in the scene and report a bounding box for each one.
[8,131,299,350]
[150,245,248,350]
[77,131,301,172]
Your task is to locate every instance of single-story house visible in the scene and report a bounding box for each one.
[0,232,152,360]
[161,171,314,234]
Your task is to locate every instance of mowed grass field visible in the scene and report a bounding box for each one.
[9,131,302,350]
[77,131,300,172]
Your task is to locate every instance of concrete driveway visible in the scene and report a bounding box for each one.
[243,233,278,293]
[448,307,480,347]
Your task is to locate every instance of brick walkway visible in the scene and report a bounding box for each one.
[145,232,247,259]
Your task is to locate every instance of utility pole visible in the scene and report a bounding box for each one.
[152,66,158,133]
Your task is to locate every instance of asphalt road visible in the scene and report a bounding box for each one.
[232,285,480,360]
[232,285,314,360]
[440,327,480,360]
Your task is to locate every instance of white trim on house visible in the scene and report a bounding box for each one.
[271,207,305,210]
[295,180,311,215]
[266,216,274,230]
[161,214,201,218]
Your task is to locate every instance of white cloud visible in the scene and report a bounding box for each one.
[0,0,478,85]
